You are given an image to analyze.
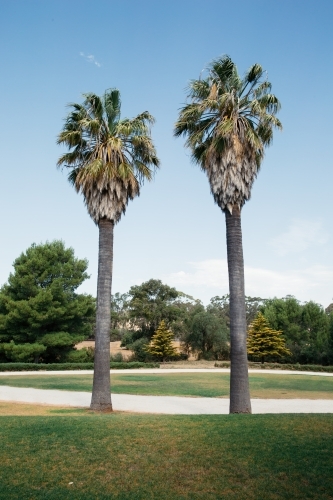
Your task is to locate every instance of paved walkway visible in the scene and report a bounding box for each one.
[1,369,332,414]
[1,368,333,376]
[1,385,333,414]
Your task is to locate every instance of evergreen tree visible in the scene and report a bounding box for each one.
[145,320,179,362]
[247,313,291,363]
[0,241,95,362]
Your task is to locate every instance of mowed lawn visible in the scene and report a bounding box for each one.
[0,372,332,398]
[0,409,332,500]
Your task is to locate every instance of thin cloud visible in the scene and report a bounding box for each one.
[163,259,333,307]
[79,52,101,67]
[269,218,329,256]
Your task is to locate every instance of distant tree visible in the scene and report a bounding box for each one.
[0,241,95,363]
[209,294,265,329]
[145,320,179,363]
[327,312,333,363]
[325,303,333,315]
[247,313,291,363]
[184,309,229,360]
[262,297,329,364]
[110,292,130,340]
[127,279,190,339]
[301,301,329,351]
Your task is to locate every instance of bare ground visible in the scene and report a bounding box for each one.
[75,340,197,361]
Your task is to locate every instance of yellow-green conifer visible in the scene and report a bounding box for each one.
[145,320,179,363]
[247,312,291,363]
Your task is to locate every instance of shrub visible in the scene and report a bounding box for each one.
[0,361,159,371]
[130,337,153,362]
[63,347,95,363]
[213,361,333,372]
[110,352,124,363]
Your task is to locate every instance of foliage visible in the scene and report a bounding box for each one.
[209,294,265,328]
[145,320,179,362]
[0,361,159,371]
[112,281,333,366]
[130,337,152,362]
[57,89,160,225]
[0,241,95,363]
[110,352,125,363]
[126,279,194,340]
[174,55,282,213]
[63,347,95,363]
[110,292,130,340]
[214,361,333,372]
[261,296,331,364]
[247,313,291,362]
[182,308,229,360]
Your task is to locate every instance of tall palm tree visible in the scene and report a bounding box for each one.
[57,89,159,411]
[174,56,281,413]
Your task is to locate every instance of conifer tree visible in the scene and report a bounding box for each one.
[247,313,291,363]
[145,320,179,363]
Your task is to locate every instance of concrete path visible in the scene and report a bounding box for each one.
[0,368,333,376]
[1,385,333,414]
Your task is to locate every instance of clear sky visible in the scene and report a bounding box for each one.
[1,0,333,306]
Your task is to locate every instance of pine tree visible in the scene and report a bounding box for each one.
[145,320,179,363]
[247,313,291,363]
[0,241,95,363]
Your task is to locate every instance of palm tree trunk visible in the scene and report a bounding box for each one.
[90,219,113,411]
[225,206,251,414]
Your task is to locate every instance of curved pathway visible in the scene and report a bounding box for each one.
[0,369,332,414]
[0,389,333,414]
[0,368,333,376]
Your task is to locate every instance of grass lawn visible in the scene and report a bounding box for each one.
[0,372,332,398]
[0,409,332,499]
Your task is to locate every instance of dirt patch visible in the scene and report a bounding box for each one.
[76,340,195,361]
[251,390,333,400]
[157,359,217,368]
[76,341,133,359]
[0,402,88,416]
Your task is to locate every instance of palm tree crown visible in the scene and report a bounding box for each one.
[57,89,160,223]
[174,55,282,214]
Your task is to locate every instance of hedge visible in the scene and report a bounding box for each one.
[214,361,333,372]
[0,362,159,372]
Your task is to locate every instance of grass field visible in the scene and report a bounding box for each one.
[0,372,333,398]
[0,408,332,499]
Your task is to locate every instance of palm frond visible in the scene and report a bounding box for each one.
[104,88,121,127]
[82,93,104,121]
[174,55,282,212]
[209,55,236,88]
[57,88,159,224]
[257,94,281,114]
[188,79,210,100]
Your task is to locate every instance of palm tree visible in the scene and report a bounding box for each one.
[57,89,159,411]
[174,56,281,413]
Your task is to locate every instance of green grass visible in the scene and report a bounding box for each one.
[0,372,333,398]
[0,413,332,499]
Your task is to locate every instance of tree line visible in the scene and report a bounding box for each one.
[110,279,333,366]
[1,243,332,368]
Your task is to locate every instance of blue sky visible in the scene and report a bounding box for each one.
[1,0,333,306]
